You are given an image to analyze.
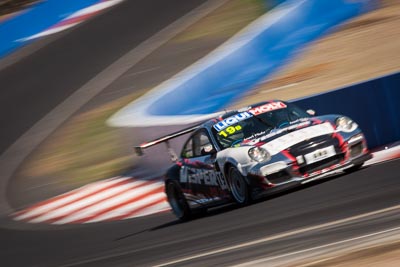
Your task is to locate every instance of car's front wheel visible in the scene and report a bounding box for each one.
[228,166,251,205]
[166,180,192,221]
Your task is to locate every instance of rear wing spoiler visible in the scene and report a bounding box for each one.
[134,125,200,161]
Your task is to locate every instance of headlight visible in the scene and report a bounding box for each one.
[336,116,358,133]
[248,147,271,162]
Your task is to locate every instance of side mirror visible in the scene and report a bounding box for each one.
[306,109,316,116]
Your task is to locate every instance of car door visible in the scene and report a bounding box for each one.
[179,129,229,205]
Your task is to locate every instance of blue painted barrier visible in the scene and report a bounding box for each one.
[0,0,100,57]
[106,0,396,151]
[108,0,378,131]
[148,0,376,116]
[292,72,400,149]
[264,0,286,9]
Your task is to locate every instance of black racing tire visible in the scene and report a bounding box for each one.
[343,163,364,174]
[166,180,192,221]
[228,166,251,205]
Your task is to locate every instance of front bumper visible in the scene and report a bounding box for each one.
[248,152,372,199]
[247,133,372,194]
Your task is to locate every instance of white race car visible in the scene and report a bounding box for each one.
[136,100,372,220]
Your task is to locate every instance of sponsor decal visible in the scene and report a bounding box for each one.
[213,112,252,131]
[248,101,287,115]
[213,102,287,132]
[247,120,311,145]
[218,125,242,138]
[263,122,335,155]
[180,167,228,190]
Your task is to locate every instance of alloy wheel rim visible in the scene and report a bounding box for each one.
[231,169,246,203]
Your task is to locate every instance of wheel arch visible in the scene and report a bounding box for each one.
[223,162,234,180]
[223,160,253,189]
[164,164,181,187]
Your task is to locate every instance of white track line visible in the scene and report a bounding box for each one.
[366,145,400,165]
[18,0,124,41]
[20,23,80,41]
[154,204,400,267]
[67,0,124,20]
[232,226,400,267]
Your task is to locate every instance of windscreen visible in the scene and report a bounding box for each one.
[212,102,310,149]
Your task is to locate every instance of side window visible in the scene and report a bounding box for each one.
[193,131,214,157]
[181,138,193,158]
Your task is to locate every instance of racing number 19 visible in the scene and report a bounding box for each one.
[218,125,242,138]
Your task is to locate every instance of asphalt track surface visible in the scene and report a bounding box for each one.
[0,160,399,266]
[0,0,205,154]
[1,1,400,267]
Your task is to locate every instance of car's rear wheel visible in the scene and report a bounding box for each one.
[228,167,251,205]
[166,180,192,221]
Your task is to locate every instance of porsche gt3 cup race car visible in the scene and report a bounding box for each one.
[135,100,372,220]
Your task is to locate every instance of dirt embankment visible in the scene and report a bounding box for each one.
[237,0,400,106]
[0,0,37,17]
